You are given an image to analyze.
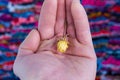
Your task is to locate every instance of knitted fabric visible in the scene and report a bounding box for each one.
[0,0,120,79]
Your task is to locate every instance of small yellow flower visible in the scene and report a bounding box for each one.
[57,38,69,53]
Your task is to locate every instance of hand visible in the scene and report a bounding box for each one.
[13,0,97,80]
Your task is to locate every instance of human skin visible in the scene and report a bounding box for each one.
[13,0,97,80]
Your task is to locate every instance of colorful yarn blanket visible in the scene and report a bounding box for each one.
[0,0,120,80]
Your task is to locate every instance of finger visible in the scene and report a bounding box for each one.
[38,0,57,40]
[55,0,65,37]
[66,0,76,38]
[18,29,40,56]
[71,0,93,46]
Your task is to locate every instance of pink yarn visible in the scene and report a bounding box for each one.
[82,0,106,6]
[102,56,120,66]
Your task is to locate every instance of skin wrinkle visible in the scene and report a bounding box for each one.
[35,53,63,79]
[52,54,81,78]
[67,56,95,80]
[43,64,63,80]
[56,57,76,80]
[65,55,81,77]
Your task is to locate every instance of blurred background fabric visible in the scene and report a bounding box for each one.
[0,0,120,80]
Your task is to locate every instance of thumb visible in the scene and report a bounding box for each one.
[18,29,41,56]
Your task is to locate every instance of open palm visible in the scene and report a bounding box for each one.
[13,0,97,80]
